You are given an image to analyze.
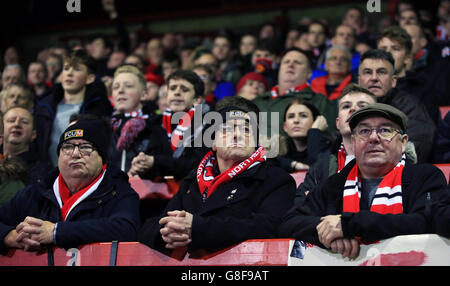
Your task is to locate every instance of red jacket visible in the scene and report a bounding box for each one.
[310,74,353,101]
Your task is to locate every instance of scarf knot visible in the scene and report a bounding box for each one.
[111,110,148,151]
[197,146,266,201]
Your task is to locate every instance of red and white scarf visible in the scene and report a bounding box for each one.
[162,107,195,151]
[53,164,107,221]
[270,83,309,99]
[197,146,266,201]
[343,154,405,215]
[337,143,347,173]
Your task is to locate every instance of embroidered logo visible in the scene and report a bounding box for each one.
[64,129,84,140]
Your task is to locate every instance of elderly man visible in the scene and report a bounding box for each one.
[252,47,338,141]
[280,103,447,259]
[139,96,295,252]
[357,49,435,163]
[0,118,140,253]
[310,46,355,101]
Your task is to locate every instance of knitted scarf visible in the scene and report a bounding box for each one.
[270,83,309,99]
[54,164,107,221]
[343,154,405,215]
[111,110,148,151]
[162,107,195,151]
[337,143,347,172]
[197,146,266,201]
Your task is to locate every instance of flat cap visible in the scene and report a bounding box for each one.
[349,103,408,132]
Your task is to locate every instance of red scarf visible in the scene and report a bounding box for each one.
[270,83,309,99]
[57,164,107,221]
[162,107,195,151]
[197,146,266,201]
[343,155,405,215]
[337,143,347,173]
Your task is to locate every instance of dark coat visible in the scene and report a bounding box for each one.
[33,80,113,163]
[378,89,436,163]
[279,160,447,248]
[139,162,296,252]
[0,164,140,253]
[433,186,450,238]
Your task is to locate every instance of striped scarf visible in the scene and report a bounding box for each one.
[270,83,309,99]
[337,143,347,173]
[162,107,195,151]
[343,154,405,215]
[197,146,266,201]
[54,164,107,221]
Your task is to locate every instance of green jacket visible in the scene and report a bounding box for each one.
[252,87,338,139]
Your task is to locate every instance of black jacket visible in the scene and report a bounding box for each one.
[378,89,436,163]
[279,160,447,247]
[139,161,296,252]
[0,164,140,253]
[33,80,113,163]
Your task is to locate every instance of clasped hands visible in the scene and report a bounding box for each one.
[159,210,193,249]
[4,216,55,252]
[316,215,360,259]
[128,152,154,178]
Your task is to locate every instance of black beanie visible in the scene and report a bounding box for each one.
[57,119,110,162]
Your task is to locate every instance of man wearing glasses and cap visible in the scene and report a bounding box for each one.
[280,103,447,259]
[139,96,296,252]
[0,118,140,253]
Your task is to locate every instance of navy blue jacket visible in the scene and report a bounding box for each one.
[139,161,296,252]
[0,165,140,253]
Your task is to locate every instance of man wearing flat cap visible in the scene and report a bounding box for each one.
[0,118,140,253]
[139,96,296,252]
[280,103,447,259]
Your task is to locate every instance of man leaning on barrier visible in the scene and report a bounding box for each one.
[0,117,140,253]
[139,96,296,252]
[279,103,447,259]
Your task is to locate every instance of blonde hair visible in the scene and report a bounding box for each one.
[114,65,147,91]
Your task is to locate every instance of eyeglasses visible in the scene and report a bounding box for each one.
[61,143,95,156]
[353,126,402,141]
[219,123,252,136]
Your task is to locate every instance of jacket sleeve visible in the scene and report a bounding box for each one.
[341,164,448,242]
[188,173,296,250]
[279,178,331,247]
[0,186,32,254]
[55,188,141,248]
[138,178,187,252]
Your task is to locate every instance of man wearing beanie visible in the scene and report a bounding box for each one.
[139,96,296,253]
[280,103,447,259]
[0,118,140,253]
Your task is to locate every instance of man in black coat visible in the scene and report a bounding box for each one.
[0,118,140,253]
[139,96,296,252]
[357,49,435,163]
[280,103,447,259]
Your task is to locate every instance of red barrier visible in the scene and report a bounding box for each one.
[440,106,450,119]
[0,239,291,266]
[435,164,450,183]
[129,178,181,200]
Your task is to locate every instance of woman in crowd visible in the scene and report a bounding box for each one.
[277,98,330,172]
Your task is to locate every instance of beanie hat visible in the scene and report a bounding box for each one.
[236,72,269,94]
[57,119,110,163]
[145,72,164,86]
